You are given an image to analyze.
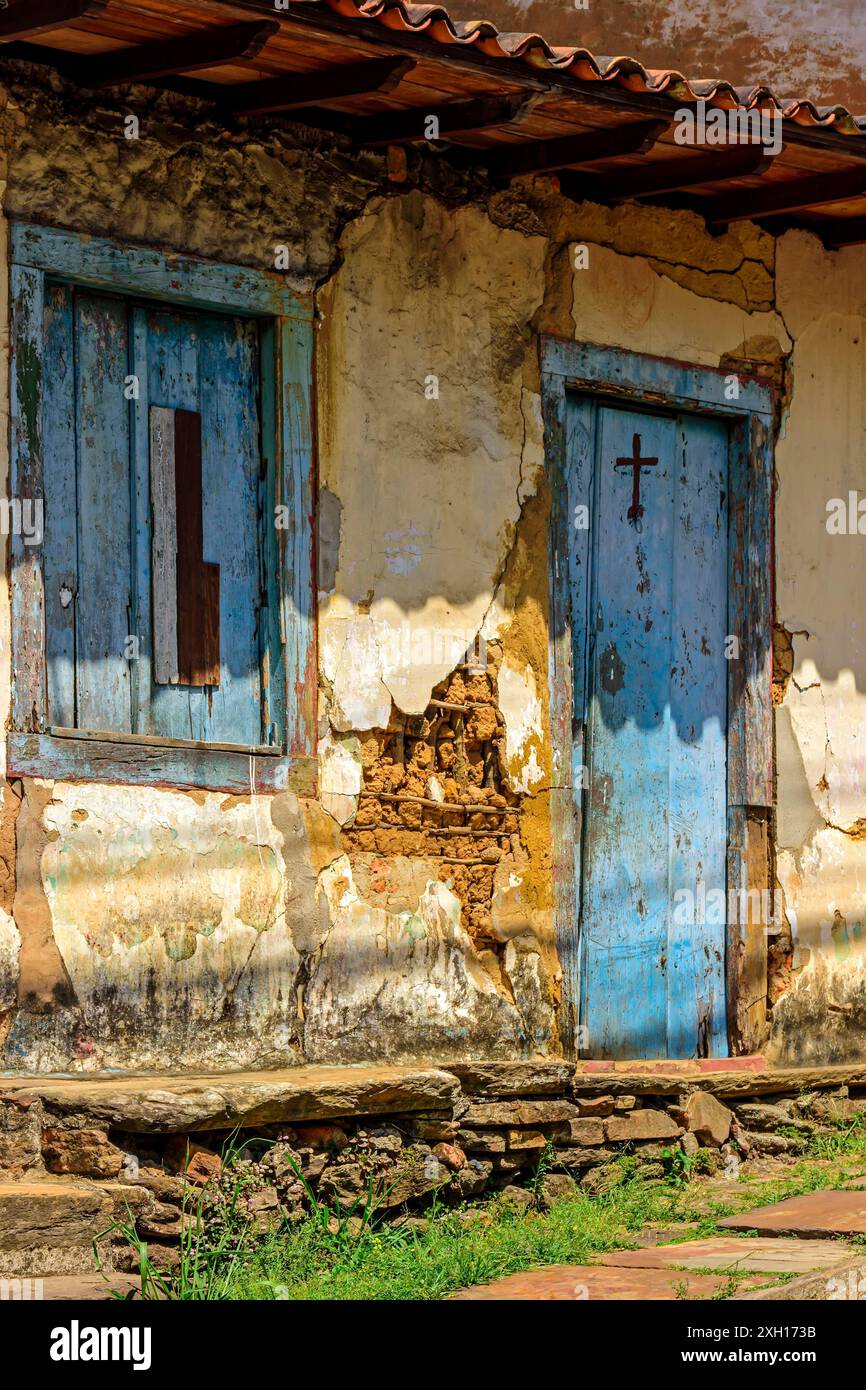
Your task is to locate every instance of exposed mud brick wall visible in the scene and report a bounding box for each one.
[345,659,523,946]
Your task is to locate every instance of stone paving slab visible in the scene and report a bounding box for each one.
[452,1265,771,1300]
[719,1190,866,1237]
[29,1274,141,1301]
[734,1253,866,1301]
[601,1236,853,1274]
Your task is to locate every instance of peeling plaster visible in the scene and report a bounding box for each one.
[304,855,540,1062]
[316,192,547,719]
[497,655,545,794]
[318,731,363,826]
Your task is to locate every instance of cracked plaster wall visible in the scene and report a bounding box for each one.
[768,232,866,1064]
[0,62,864,1068]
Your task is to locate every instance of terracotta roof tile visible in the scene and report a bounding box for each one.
[315,0,866,136]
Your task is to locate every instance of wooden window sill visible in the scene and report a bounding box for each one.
[7,731,315,796]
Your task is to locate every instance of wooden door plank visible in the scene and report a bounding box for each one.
[10,265,47,733]
[148,404,179,685]
[579,407,678,1059]
[73,290,133,732]
[42,282,77,728]
[144,310,199,737]
[746,417,774,806]
[195,313,261,741]
[666,413,729,1058]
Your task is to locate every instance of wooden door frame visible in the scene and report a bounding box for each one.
[8,222,316,795]
[541,337,774,1058]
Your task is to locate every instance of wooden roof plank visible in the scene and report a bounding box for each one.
[60,19,279,86]
[323,93,533,146]
[215,54,417,114]
[704,166,866,224]
[0,0,108,42]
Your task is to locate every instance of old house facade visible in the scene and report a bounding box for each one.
[0,0,864,1079]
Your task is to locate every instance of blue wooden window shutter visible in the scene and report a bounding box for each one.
[9,224,316,795]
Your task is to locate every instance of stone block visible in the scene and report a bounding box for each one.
[463,1099,579,1127]
[605,1111,683,1143]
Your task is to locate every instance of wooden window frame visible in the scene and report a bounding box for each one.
[8,222,316,795]
[541,337,774,1057]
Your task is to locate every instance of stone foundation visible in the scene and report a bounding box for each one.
[2,1061,865,1276]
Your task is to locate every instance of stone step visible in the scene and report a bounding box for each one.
[719,1189,866,1239]
[0,1065,459,1134]
[0,1180,148,1278]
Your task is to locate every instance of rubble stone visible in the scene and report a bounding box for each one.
[743,1131,800,1156]
[506,1129,546,1150]
[186,1151,221,1186]
[735,1103,811,1134]
[0,1095,42,1175]
[562,1118,605,1146]
[294,1124,349,1153]
[41,1128,124,1180]
[604,1111,683,1143]
[538,1173,578,1210]
[499,1184,534,1209]
[683,1091,733,1148]
[574,1095,615,1118]
[432,1142,465,1171]
[457,1129,505,1153]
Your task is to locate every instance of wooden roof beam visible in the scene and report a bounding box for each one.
[704,166,866,226]
[61,21,279,88]
[560,144,771,204]
[334,93,532,147]
[0,0,107,41]
[481,118,669,179]
[218,56,416,117]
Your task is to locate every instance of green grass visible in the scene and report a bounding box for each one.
[102,1138,866,1301]
[230,1153,866,1301]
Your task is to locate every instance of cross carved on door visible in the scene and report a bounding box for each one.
[614,432,658,522]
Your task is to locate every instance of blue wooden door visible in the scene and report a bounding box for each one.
[577,402,729,1058]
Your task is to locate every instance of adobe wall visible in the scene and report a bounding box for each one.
[0,60,862,1070]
